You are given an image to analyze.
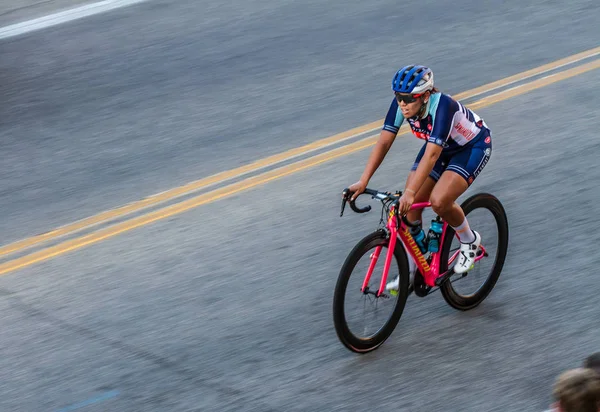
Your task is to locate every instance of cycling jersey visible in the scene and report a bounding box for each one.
[383,92,490,152]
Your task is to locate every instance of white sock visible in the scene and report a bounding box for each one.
[452,218,475,243]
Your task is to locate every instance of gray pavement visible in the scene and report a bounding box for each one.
[1,0,599,245]
[0,1,599,411]
[1,72,599,411]
[0,0,98,26]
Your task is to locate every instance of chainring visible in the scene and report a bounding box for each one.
[413,269,431,297]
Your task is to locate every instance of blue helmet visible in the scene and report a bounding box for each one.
[392,65,434,94]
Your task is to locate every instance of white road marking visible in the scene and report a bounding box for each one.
[0,0,151,40]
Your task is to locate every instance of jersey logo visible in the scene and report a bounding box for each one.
[454,122,477,141]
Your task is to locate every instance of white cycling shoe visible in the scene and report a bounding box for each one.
[453,230,481,274]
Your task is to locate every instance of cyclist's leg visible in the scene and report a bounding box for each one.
[429,170,469,226]
[430,131,492,224]
[430,133,492,222]
[407,142,446,223]
[405,172,436,223]
[429,132,492,272]
[430,172,476,274]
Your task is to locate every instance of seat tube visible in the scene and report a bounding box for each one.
[427,221,448,286]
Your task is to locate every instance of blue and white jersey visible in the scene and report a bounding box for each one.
[383,92,489,152]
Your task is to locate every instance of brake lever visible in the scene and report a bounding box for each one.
[340,188,350,217]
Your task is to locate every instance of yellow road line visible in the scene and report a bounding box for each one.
[1,46,598,259]
[451,46,600,101]
[0,138,378,276]
[0,120,383,258]
[469,58,600,108]
[0,58,598,277]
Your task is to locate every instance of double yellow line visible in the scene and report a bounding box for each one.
[1,48,599,276]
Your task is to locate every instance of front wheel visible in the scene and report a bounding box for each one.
[439,193,509,311]
[332,230,410,353]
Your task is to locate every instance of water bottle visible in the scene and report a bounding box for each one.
[427,218,444,253]
[409,224,428,254]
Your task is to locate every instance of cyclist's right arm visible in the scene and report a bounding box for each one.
[349,99,401,200]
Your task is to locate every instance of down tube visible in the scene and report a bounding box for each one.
[397,221,434,286]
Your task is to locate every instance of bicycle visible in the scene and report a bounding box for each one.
[332,187,509,353]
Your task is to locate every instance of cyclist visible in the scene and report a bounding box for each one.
[346,65,492,290]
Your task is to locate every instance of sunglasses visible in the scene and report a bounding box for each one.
[395,92,424,104]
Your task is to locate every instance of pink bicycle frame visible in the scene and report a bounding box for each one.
[360,201,486,297]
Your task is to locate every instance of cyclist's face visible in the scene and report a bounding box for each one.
[396,92,428,118]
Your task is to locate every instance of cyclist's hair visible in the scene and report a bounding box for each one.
[429,87,440,94]
[584,352,600,375]
[553,368,600,412]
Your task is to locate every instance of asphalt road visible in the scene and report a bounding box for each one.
[0,1,95,26]
[0,1,599,411]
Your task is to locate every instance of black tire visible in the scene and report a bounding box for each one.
[333,229,410,353]
[439,193,509,311]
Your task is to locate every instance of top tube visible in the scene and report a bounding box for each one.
[411,201,432,210]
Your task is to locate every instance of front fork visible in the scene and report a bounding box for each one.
[361,219,399,297]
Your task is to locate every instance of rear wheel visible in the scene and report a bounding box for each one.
[439,193,509,311]
[333,230,410,353]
